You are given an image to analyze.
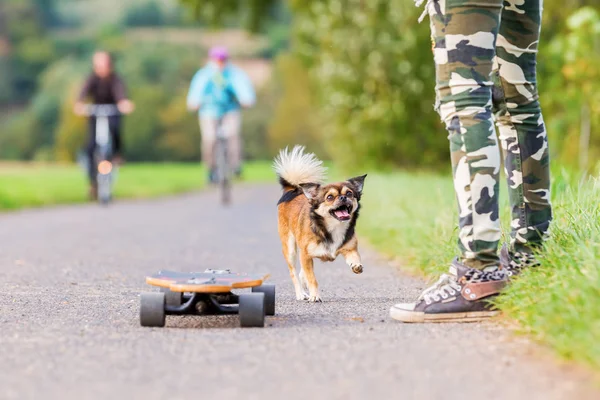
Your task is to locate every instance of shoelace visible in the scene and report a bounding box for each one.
[418,274,462,305]
[506,251,539,275]
[464,268,507,283]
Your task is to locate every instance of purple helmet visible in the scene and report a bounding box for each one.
[209,46,229,61]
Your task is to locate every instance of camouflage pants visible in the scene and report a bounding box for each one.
[426,0,552,268]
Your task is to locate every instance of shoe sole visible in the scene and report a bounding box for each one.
[390,307,500,323]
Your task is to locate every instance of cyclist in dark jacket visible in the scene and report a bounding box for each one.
[74,51,134,199]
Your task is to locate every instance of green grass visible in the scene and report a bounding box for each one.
[0,161,273,210]
[359,169,600,370]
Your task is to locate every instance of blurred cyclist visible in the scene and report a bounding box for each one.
[74,51,134,199]
[186,46,256,183]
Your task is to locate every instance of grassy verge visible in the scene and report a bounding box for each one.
[0,161,273,210]
[359,169,600,370]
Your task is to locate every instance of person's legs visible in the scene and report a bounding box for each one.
[221,110,242,175]
[432,0,505,269]
[199,116,218,181]
[391,0,508,323]
[492,0,551,266]
[108,115,124,165]
[108,115,122,159]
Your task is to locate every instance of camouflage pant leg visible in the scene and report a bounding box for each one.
[427,0,505,268]
[492,0,552,254]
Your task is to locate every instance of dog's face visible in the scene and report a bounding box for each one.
[300,175,366,223]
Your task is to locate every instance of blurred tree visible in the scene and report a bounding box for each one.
[123,1,165,27]
[32,0,63,28]
[0,111,38,159]
[544,7,600,171]
[242,80,278,160]
[267,53,325,159]
[179,0,280,32]
[123,85,167,161]
[158,92,201,161]
[291,0,445,170]
[54,84,86,162]
[0,0,59,104]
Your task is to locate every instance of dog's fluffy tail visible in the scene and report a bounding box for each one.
[273,145,327,190]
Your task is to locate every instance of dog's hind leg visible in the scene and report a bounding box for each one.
[282,233,309,301]
[299,253,321,302]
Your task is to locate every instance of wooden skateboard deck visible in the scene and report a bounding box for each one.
[146,269,270,293]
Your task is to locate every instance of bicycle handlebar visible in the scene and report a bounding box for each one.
[80,104,121,117]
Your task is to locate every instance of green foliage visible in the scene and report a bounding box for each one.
[541,6,600,170]
[241,80,279,160]
[55,84,87,162]
[267,53,325,158]
[291,0,444,170]
[0,111,38,160]
[124,85,168,161]
[0,0,59,103]
[1,57,83,161]
[22,57,87,161]
[179,0,280,32]
[31,0,63,27]
[123,1,166,27]
[157,92,201,161]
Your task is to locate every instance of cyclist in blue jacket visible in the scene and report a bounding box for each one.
[187,46,256,182]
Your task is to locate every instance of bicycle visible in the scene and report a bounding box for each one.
[212,120,231,206]
[80,104,120,205]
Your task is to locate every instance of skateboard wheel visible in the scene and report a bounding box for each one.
[252,284,275,316]
[140,292,166,327]
[239,293,265,328]
[159,287,182,307]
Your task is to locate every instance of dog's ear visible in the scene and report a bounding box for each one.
[299,183,321,200]
[347,174,367,193]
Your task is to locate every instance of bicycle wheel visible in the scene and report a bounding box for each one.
[96,156,113,205]
[215,136,231,206]
[97,170,112,205]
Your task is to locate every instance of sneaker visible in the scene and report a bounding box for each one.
[499,244,539,278]
[390,259,507,323]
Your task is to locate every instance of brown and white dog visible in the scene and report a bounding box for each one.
[274,146,366,302]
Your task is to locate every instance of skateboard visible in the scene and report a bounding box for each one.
[140,269,275,328]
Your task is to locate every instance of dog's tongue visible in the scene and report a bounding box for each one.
[334,209,350,219]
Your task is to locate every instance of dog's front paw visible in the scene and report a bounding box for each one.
[351,264,363,274]
[308,295,322,303]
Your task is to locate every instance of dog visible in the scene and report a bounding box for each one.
[273,146,366,302]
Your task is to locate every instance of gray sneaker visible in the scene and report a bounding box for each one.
[390,259,507,323]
